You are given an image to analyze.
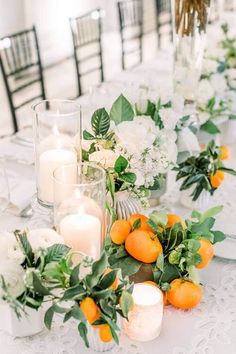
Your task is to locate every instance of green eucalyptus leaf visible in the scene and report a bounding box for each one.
[120,290,134,318]
[99,270,117,289]
[112,257,141,277]
[132,218,141,231]
[156,252,164,271]
[62,284,86,301]
[110,94,134,124]
[69,264,81,287]
[32,273,51,296]
[44,306,55,330]
[150,210,168,227]
[78,322,89,348]
[199,205,223,223]
[191,217,215,234]
[187,239,201,253]
[211,230,226,244]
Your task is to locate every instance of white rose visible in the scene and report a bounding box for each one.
[197,79,214,106]
[0,232,25,264]
[115,116,158,151]
[202,59,218,75]
[177,127,200,154]
[159,108,180,130]
[225,69,236,89]
[28,228,64,251]
[210,73,228,94]
[89,149,118,169]
[0,261,25,299]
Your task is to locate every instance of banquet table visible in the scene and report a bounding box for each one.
[1,12,236,354]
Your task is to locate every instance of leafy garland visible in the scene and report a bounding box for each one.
[174,141,236,200]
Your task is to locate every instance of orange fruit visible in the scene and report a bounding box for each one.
[99,324,113,342]
[167,279,202,309]
[110,220,131,245]
[210,170,225,188]
[166,214,186,229]
[195,239,214,269]
[80,297,100,324]
[220,145,231,160]
[103,268,119,290]
[129,213,153,232]
[125,230,163,263]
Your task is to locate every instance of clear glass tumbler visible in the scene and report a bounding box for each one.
[32,99,81,208]
[53,162,106,261]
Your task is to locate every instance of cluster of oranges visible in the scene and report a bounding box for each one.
[210,145,230,188]
[110,213,214,310]
[80,269,118,343]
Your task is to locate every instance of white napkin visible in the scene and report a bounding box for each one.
[0,142,34,165]
[7,177,36,215]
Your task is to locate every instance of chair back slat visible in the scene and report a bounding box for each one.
[156,0,172,48]
[0,26,46,133]
[70,9,104,96]
[118,0,143,70]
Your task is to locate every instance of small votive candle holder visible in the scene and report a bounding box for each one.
[123,283,163,342]
[53,162,106,261]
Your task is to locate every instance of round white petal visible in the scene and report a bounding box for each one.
[0,261,25,299]
[28,228,64,251]
[0,232,25,264]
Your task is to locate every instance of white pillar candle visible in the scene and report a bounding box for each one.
[59,213,101,260]
[38,149,77,204]
[123,283,163,342]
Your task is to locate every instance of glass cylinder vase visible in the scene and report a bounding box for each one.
[53,162,106,262]
[172,0,211,102]
[32,99,81,208]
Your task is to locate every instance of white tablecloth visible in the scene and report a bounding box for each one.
[1,12,236,354]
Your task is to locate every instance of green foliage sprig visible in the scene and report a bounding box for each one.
[106,207,225,288]
[43,252,134,348]
[0,230,70,318]
[174,141,236,200]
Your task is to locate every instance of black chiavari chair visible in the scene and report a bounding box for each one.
[0,26,45,133]
[69,9,104,97]
[117,0,143,70]
[156,0,172,48]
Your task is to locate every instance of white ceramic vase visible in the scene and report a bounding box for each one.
[0,304,45,338]
[115,191,141,220]
[220,120,236,145]
[87,324,116,352]
[180,188,210,211]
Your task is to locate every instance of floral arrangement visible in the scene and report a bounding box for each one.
[174,141,236,200]
[135,92,200,155]
[82,94,178,209]
[44,251,133,347]
[106,206,225,309]
[174,0,211,36]
[0,228,68,317]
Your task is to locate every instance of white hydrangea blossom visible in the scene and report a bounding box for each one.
[0,232,25,264]
[0,260,25,299]
[196,79,215,106]
[225,68,236,89]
